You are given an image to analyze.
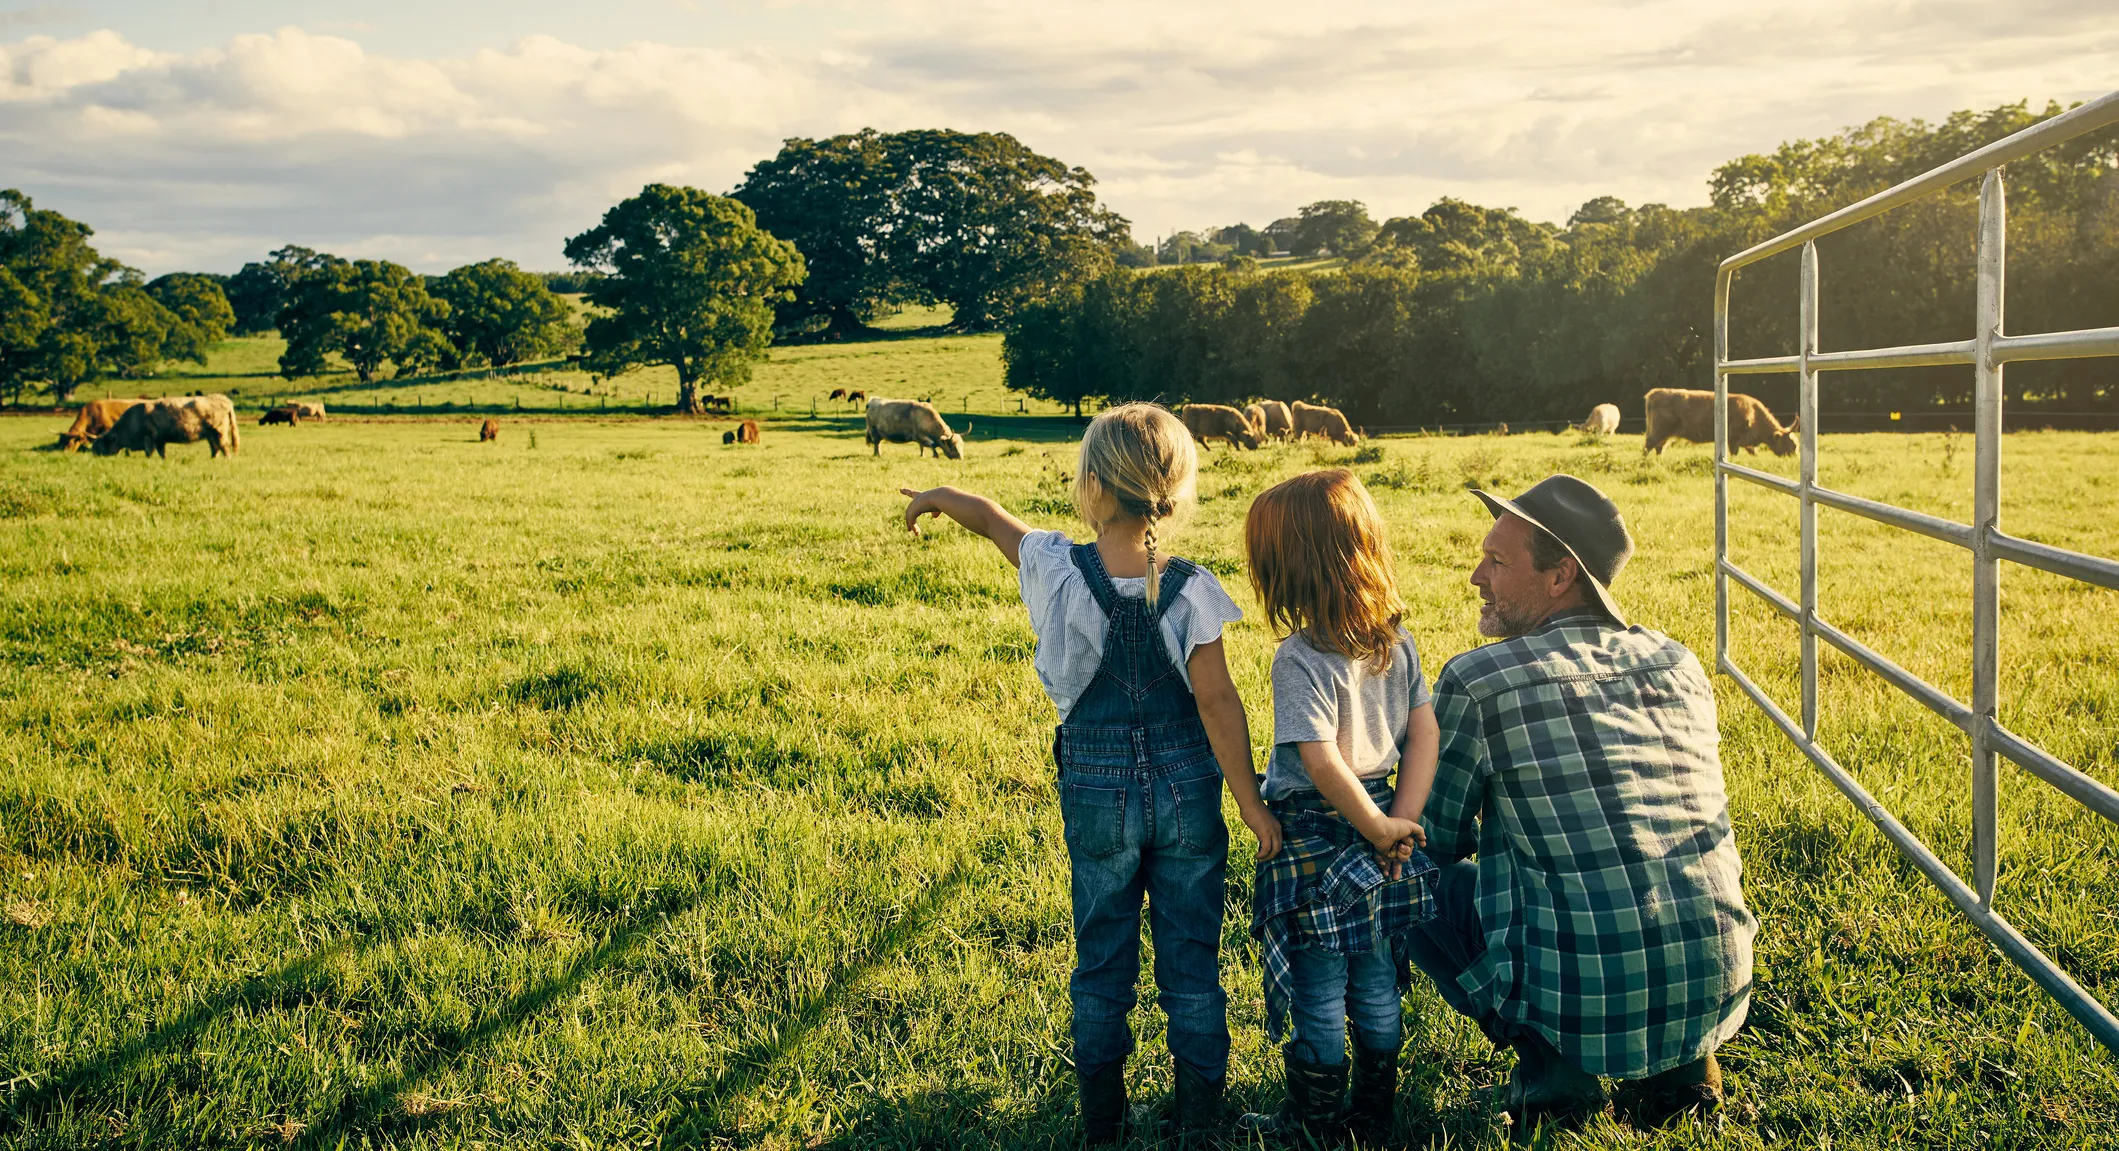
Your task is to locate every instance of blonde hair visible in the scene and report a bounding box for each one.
[1073,403,1198,609]
[1245,469,1405,667]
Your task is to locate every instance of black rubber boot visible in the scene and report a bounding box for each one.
[1237,1048,1348,1141]
[1166,1057,1226,1139]
[1615,1053,1722,1128]
[1503,1030,1605,1136]
[1079,1059,1127,1144]
[1347,1043,1398,1144]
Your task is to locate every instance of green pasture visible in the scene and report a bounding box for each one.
[102,320,1054,422]
[0,405,2115,1148]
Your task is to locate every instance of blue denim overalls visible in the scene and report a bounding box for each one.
[1055,542,1231,1081]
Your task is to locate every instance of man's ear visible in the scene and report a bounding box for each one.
[1548,553,1581,599]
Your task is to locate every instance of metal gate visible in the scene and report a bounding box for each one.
[1712,90,2119,1053]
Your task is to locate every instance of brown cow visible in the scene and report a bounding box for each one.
[1255,399,1294,440]
[480,419,500,442]
[737,419,761,444]
[259,407,300,426]
[289,401,326,421]
[1643,388,1795,456]
[93,395,240,458]
[846,390,867,405]
[57,398,144,451]
[866,397,964,459]
[1291,400,1359,446]
[829,388,848,401]
[1243,403,1267,437]
[1182,403,1262,450]
[703,395,734,415]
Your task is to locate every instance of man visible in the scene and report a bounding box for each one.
[1408,474,1756,1130]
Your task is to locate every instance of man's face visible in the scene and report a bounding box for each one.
[1471,514,1567,638]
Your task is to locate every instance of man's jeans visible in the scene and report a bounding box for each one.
[1285,943,1401,1064]
[1060,755,1231,1079]
[1400,860,1488,1026]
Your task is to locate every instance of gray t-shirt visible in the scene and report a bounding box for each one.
[1264,627,1431,800]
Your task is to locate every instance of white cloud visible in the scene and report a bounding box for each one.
[2,1,2115,273]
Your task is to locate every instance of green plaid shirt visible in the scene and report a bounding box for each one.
[1424,609,1755,1078]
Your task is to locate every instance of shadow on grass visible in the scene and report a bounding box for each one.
[653,866,971,1147]
[0,938,364,1135]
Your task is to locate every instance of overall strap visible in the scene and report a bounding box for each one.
[1152,556,1199,621]
[1068,542,1127,617]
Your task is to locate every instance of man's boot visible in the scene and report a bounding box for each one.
[1078,1059,1127,1144]
[1504,1031,1605,1133]
[1237,1048,1348,1141]
[1165,1057,1226,1139]
[1616,1053,1721,1128]
[1347,1043,1398,1144]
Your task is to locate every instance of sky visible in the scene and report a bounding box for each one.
[3,0,2116,275]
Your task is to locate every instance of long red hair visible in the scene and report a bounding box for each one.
[1245,469,1404,667]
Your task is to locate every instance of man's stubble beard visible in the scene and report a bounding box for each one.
[1477,599,1544,639]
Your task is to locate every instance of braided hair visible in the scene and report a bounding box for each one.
[1072,405,1198,610]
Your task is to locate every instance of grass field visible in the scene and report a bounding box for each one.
[2,383,2117,1148]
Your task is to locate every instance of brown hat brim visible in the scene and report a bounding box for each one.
[1472,489,1627,627]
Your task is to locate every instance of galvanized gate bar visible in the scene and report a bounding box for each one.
[1713,93,2119,1054]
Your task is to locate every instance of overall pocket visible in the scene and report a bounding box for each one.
[1171,767,1231,855]
[1060,779,1129,860]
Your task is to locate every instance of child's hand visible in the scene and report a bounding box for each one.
[900,486,955,537]
[1365,815,1420,854]
[1243,807,1284,861]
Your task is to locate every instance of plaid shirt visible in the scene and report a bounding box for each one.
[1250,789,1437,1044]
[1424,609,1755,1078]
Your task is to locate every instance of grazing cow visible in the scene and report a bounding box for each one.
[480,419,499,442]
[723,430,737,445]
[93,394,240,458]
[1643,388,1796,456]
[1290,400,1359,446]
[1577,403,1621,436]
[829,388,848,401]
[259,407,300,426]
[846,390,867,405]
[57,398,144,451]
[1182,403,1263,450]
[1255,399,1294,441]
[737,420,761,444]
[866,397,965,459]
[1243,403,1267,436]
[289,401,326,421]
[702,395,734,415]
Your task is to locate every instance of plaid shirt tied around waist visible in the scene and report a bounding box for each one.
[1425,609,1757,1078]
[1249,780,1437,1043]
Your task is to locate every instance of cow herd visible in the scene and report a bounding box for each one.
[46,387,1798,464]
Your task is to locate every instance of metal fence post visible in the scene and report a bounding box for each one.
[1799,241,1821,739]
[1972,168,2006,906]
[1714,269,1732,671]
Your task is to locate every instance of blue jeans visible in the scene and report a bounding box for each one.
[1400,859,1498,1033]
[1060,753,1231,1079]
[1286,943,1402,1064]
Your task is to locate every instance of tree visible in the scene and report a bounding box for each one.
[1213,223,1274,256]
[147,273,235,364]
[277,257,452,384]
[732,129,898,338]
[735,128,1129,334]
[1002,269,1144,417]
[1293,200,1378,258]
[0,266,47,406]
[0,188,185,403]
[226,246,332,335]
[433,259,579,367]
[563,184,806,414]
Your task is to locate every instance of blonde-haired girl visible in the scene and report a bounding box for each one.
[1239,468,1439,1144]
[900,403,1279,1143]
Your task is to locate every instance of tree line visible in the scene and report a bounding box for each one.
[1005,100,2119,426]
[2,128,1132,411]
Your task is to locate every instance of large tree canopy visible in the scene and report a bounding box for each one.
[734,128,1129,335]
[226,246,333,336]
[433,258,579,368]
[563,184,805,414]
[277,256,452,384]
[0,189,217,403]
